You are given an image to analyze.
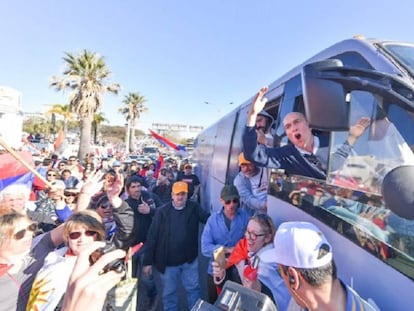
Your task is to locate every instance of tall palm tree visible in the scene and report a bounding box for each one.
[50,50,120,159]
[118,92,148,153]
[46,104,73,133]
[92,112,109,145]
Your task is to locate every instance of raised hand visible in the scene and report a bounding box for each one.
[80,170,104,196]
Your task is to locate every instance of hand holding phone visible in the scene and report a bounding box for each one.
[213,246,227,270]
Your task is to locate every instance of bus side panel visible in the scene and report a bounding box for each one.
[195,111,242,212]
[268,195,414,310]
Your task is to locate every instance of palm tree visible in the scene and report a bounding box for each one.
[118,92,148,153]
[92,112,109,145]
[46,104,73,133]
[50,50,120,159]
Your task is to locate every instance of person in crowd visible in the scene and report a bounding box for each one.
[61,241,126,311]
[177,163,200,202]
[26,210,107,310]
[169,162,181,181]
[145,169,157,192]
[97,157,111,174]
[233,152,268,215]
[67,155,84,180]
[212,214,291,311]
[0,172,104,311]
[125,175,162,310]
[143,181,210,311]
[255,110,275,147]
[261,221,377,311]
[75,168,93,191]
[201,185,250,303]
[27,173,135,311]
[90,193,117,240]
[64,187,79,210]
[243,86,370,179]
[61,168,80,189]
[35,180,72,229]
[46,168,61,184]
[152,168,173,204]
[57,160,68,173]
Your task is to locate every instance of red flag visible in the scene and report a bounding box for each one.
[54,129,68,155]
[154,154,164,178]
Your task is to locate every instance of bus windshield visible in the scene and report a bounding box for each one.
[381,42,414,76]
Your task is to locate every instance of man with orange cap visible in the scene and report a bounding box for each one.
[142,181,210,311]
[233,152,268,215]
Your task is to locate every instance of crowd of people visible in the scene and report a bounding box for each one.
[0,85,381,311]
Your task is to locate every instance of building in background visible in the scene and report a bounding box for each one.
[0,86,23,149]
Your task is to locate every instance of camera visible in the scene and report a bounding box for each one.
[191,281,277,311]
[89,242,125,273]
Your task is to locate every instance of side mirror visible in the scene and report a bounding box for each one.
[382,165,414,220]
[302,59,350,131]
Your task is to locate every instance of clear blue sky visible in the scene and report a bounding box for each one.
[1,0,413,133]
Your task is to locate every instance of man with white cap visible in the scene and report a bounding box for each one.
[262,221,377,311]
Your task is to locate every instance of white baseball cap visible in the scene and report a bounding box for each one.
[261,221,332,268]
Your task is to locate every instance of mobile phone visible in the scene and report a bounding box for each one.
[214,246,227,270]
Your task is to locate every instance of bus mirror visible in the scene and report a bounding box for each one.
[382,165,414,220]
[302,59,350,131]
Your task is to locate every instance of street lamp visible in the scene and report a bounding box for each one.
[125,122,130,154]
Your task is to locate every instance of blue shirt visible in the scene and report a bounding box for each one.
[201,207,250,275]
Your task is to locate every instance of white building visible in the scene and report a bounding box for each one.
[0,86,23,149]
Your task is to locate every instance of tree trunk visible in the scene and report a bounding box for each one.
[78,115,93,160]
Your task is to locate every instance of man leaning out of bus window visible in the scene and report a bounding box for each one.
[243,86,370,180]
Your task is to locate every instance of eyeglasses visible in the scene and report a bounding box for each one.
[244,230,266,241]
[47,173,57,177]
[68,230,97,240]
[13,223,37,240]
[224,198,239,205]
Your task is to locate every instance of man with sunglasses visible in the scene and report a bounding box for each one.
[201,185,250,303]
[234,152,268,215]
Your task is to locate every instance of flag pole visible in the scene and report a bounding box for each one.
[0,137,54,188]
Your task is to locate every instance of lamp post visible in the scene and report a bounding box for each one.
[125,122,130,154]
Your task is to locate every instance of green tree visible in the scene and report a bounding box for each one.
[92,112,109,144]
[118,92,148,152]
[46,104,73,133]
[50,50,120,159]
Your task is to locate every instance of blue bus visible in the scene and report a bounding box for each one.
[194,36,414,310]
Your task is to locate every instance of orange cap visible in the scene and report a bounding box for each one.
[172,181,188,194]
[238,152,251,165]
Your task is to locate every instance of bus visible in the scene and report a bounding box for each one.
[194,36,414,310]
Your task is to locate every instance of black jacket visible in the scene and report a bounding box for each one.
[126,191,163,245]
[143,199,210,273]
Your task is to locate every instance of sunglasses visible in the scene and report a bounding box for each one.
[224,198,239,205]
[99,203,112,209]
[47,173,57,177]
[64,193,77,197]
[13,223,37,240]
[68,230,97,240]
